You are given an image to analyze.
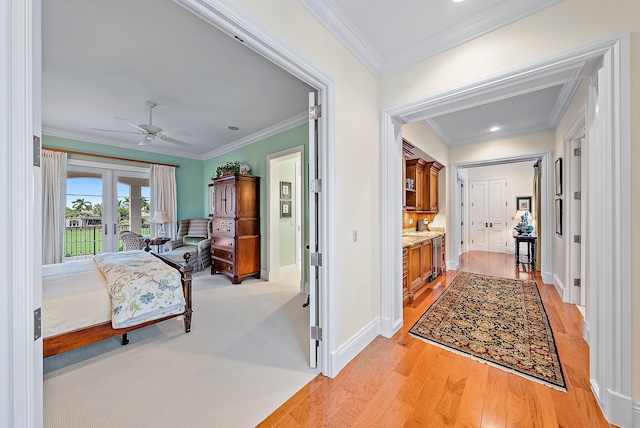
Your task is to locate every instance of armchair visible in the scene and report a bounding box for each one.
[162,218,212,272]
[119,230,146,251]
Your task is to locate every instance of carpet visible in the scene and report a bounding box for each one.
[409,271,566,391]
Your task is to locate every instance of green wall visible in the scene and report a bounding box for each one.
[279,158,297,267]
[45,122,309,273]
[43,135,204,221]
[204,123,309,272]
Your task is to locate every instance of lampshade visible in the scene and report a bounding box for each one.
[513,210,534,221]
[150,210,172,224]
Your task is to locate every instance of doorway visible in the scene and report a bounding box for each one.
[469,178,508,253]
[267,146,304,292]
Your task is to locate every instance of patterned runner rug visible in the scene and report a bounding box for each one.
[410,271,566,391]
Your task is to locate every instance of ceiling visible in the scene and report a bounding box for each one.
[43,0,584,159]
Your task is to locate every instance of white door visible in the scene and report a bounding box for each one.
[488,178,508,253]
[469,178,508,253]
[570,138,586,306]
[308,91,320,368]
[470,180,489,251]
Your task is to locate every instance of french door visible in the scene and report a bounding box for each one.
[66,159,149,259]
[469,178,508,253]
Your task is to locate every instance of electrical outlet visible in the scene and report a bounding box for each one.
[352,230,358,242]
[409,219,413,225]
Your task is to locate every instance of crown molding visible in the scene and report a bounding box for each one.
[201,111,308,160]
[547,78,581,129]
[297,0,382,77]
[41,127,204,160]
[299,0,563,77]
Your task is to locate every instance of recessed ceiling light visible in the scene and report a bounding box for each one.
[227,126,239,131]
[452,0,464,2]
[489,126,501,132]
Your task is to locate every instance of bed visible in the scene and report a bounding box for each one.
[42,249,193,358]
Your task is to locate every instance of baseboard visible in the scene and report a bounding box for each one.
[541,270,553,285]
[553,273,565,296]
[280,263,297,275]
[583,318,590,345]
[446,260,459,271]
[260,269,268,280]
[592,379,634,427]
[329,317,381,378]
[633,401,640,428]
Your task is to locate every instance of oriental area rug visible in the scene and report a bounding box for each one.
[410,271,566,391]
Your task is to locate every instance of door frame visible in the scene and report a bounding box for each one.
[380,35,631,426]
[266,145,304,291]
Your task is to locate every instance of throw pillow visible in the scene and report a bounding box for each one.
[183,235,206,246]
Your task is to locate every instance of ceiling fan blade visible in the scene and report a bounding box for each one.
[114,117,147,133]
[160,130,192,137]
[158,134,193,148]
[92,128,141,134]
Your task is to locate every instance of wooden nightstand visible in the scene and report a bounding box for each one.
[146,237,170,253]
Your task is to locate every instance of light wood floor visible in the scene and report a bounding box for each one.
[259,251,614,427]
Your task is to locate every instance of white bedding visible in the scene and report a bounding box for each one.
[42,260,111,338]
[42,253,186,338]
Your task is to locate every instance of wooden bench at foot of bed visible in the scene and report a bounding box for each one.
[43,250,193,358]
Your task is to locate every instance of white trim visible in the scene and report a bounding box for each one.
[175,0,337,378]
[553,273,565,298]
[329,318,381,376]
[298,0,562,77]
[3,0,40,425]
[67,158,149,174]
[42,127,204,160]
[266,146,304,283]
[201,112,307,160]
[632,401,640,428]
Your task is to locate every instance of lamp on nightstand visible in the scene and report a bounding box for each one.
[150,210,172,238]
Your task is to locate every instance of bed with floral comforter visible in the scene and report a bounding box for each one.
[94,250,186,328]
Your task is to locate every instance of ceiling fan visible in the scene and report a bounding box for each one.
[93,101,193,147]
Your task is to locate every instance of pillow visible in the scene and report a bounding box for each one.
[183,235,206,246]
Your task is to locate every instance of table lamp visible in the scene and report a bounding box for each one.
[150,210,172,238]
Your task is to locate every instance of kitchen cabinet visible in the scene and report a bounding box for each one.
[210,174,260,284]
[425,162,443,212]
[402,247,410,305]
[405,158,426,211]
[404,159,443,213]
[405,237,434,305]
[420,239,433,283]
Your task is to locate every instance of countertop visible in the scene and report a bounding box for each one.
[402,230,444,247]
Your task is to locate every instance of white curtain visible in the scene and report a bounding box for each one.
[150,164,178,240]
[42,150,67,264]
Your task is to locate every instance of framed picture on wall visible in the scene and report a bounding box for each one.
[280,181,291,200]
[280,200,292,218]
[555,198,563,236]
[208,184,215,216]
[555,157,563,196]
[516,196,532,212]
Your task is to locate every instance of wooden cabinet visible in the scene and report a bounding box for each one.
[210,174,260,284]
[421,239,433,283]
[425,161,443,213]
[405,238,433,305]
[405,158,426,211]
[402,247,410,305]
[405,159,443,213]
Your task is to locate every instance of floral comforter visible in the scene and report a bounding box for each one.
[94,250,186,329]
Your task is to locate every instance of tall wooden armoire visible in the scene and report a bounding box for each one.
[210,174,260,284]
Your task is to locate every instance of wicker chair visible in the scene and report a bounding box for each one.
[119,230,146,251]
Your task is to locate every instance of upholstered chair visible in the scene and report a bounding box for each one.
[163,218,212,272]
[119,230,146,251]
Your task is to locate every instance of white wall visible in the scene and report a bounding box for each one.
[230,0,381,352]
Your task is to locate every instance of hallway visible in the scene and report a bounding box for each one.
[260,252,612,427]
